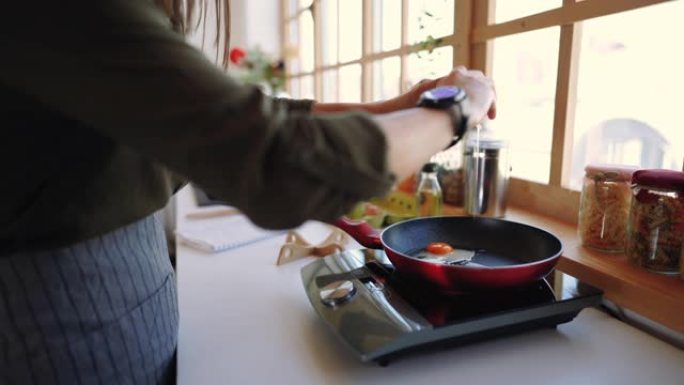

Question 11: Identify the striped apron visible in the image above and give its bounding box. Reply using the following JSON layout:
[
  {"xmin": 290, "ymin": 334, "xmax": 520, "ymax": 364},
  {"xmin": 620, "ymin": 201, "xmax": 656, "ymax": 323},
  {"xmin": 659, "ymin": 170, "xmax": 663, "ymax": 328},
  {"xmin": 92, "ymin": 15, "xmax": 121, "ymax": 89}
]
[{"xmin": 0, "ymin": 214, "xmax": 178, "ymax": 385}]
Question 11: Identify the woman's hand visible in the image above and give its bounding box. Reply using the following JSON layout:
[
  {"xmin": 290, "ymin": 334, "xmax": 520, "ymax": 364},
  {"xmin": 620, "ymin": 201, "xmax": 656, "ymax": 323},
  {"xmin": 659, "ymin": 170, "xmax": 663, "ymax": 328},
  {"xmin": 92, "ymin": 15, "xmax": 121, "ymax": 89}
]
[
  {"xmin": 436, "ymin": 66, "xmax": 497, "ymax": 123},
  {"xmin": 377, "ymin": 78, "xmax": 439, "ymax": 112},
  {"xmin": 356, "ymin": 66, "xmax": 497, "ymax": 121},
  {"xmin": 313, "ymin": 65, "xmax": 496, "ymax": 121},
  {"xmin": 373, "ymin": 66, "xmax": 497, "ymax": 180}
]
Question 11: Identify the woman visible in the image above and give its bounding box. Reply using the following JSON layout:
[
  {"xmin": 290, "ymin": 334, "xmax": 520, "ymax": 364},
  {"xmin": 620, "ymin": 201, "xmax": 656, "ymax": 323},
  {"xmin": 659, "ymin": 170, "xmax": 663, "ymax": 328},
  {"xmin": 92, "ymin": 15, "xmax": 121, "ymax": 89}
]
[{"xmin": 0, "ymin": 1, "xmax": 496, "ymax": 384}]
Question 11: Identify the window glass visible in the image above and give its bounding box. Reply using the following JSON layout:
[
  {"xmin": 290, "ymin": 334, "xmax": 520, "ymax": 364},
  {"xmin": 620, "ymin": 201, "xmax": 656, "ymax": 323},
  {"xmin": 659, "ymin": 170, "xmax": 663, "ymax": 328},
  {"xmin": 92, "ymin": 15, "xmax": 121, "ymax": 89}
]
[
  {"xmin": 494, "ymin": 0, "xmax": 562, "ymax": 23},
  {"xmin": 322, "ymin": 70, "xmax": 338, "ymax": 102},
  {"xmin": 339, "ymin": 64, "xmax": 362, "ymax": 102},
  {"xmin": 321, "ymin": 0, "xmax": 338, "ymax": 65},
  {"xmin": 373, "ymin": 0, "xmax": 402, "ymax": 52},
  {"xmin": 406, "ymin": 46, "xmax": 453, "ymax": 88},
  {"xmin": 338, "ymin": 0, "xmax": 363, "ymax": 62},
  {"xmin": 299, "ymin": 75, "xmax": 315, "ymax": 100},
  {"xmin": 407, "ymin": 0, "xmax": 454, "ymax": 44},
  {"xmin": 287, "ymin": 0, "xmax": 299, "ymax": 17},
  {"xmin": 490, "ymin": 27, "xmax": 560, "ymax": 184},
  {"xmin": 373, "ymin": 56, "xmax": 401, "ymax": 101},
  {"xmin": 289, "ymin": 78, "xmax": 301, "ymax": 99},
  {"xmin": 569, "ymin": 1, "xmax": 684, "ymax": 189},
  {"xmin": 299, "ymin": 10, "xmax": 315, "ymax": 72},
  {"xmin": 287, "ymin": 20, "xmax": 300, "ymax": 74}
]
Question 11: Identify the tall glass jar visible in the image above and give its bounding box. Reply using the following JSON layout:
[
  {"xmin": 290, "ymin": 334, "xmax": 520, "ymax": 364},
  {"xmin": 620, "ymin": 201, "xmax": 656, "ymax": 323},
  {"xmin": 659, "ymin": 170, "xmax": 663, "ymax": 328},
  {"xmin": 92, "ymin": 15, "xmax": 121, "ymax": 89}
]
[
  {"xmin": 626, "ymin": 169, "xmax": 684, "ymax": 274},
  {"xmin": 462, "ymin": 125, "xmax": 510, "ymax": 218},
  {"xmin": 577, "ymin": 164, "xmax": 636, "ymax": 252}
]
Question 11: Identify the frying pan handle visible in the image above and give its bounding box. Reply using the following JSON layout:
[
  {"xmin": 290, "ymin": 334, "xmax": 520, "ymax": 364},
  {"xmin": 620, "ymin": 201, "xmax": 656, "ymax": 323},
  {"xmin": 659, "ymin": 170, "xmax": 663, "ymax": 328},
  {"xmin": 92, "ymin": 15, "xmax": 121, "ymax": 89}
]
[{"xmin": 333, "ymin": 217, "xmax": 383, "ymax": 249}]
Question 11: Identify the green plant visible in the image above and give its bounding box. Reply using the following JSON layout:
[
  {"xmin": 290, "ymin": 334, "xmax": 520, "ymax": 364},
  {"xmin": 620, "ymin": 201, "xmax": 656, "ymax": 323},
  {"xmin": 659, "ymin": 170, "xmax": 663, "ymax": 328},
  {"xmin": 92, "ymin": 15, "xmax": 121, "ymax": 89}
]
[
  {"xmin": 229, "ymin": 46, "xmax": 286, "ymax": 94},
  {"xmin": 416, "ymin": 10, "xmax": 444, "ymax": 59},
  {"xmin": 415, "ymin": 10, "xmax": 445, "ymax": 60}
]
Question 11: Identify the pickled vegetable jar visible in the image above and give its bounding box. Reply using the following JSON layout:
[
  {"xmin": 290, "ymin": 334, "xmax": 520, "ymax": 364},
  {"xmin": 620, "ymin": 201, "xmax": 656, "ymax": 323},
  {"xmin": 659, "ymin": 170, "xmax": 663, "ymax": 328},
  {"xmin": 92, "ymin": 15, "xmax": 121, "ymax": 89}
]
[
  {"xmin": 626, "ymin": 169, "xmax": 684, "ymax": 274},
  {"xmin": 578, "ymin": 165, "xmax": 636, "ymax": 252}
]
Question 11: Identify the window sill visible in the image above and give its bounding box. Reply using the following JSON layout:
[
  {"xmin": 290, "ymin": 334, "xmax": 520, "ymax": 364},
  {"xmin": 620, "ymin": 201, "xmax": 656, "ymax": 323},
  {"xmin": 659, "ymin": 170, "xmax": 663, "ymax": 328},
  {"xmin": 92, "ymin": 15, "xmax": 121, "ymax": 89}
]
[{"xmin": 443, "ymin": 204, "xmax": 684, "ymax": 333}]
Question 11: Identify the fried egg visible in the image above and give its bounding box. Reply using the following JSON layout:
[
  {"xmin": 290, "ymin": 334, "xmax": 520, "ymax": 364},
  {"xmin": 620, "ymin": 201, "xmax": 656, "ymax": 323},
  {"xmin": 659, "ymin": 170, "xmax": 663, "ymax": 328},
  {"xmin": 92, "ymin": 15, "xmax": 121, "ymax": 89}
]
[{"xmin": 413, "ymin": 247, "xmax": 476, "ymax": 265}]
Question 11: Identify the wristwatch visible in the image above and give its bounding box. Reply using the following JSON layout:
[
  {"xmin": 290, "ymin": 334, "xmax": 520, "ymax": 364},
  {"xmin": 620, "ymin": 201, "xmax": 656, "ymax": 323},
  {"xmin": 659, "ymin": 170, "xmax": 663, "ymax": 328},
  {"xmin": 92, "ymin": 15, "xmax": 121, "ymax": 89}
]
[{"xmin": 417, "ymin": 86, "xmax": 470, "ymax": 148}]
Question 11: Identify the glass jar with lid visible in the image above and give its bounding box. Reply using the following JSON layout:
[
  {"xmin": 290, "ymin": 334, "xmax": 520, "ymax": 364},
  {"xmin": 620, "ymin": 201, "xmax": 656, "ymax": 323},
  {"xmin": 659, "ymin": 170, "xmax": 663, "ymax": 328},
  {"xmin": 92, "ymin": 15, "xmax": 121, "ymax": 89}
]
[
  {"xmin": 577, "ymin": 164, "xmax": 637, "ymax": 252},
  {"xmin": 626, "ymin": 169, "xmax": 684, "ymax": 274},
  {"xmin": 462, "ymin": 124, "xmax": 510, "ymax": 218},
  {"xmin": 429, "ymin": 145, "xmax": 464, "ymax": 206}
]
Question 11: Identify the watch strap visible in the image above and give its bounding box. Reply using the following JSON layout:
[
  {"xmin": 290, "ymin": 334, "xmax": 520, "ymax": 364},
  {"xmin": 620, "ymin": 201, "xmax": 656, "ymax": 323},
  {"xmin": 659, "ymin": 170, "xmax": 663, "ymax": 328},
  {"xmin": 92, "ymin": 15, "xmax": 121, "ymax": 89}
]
[{"xmin": 447, "ymin": 99, "xmax": 469, "ymax": 149}]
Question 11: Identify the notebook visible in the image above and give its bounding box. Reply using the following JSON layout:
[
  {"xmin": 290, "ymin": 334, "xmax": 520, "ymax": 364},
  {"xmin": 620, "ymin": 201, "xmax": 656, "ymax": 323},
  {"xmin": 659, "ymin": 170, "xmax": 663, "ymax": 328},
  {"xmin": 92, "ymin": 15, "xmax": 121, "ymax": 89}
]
[{"xmin": 176, "ymin": 214, "xmax": 285, "ymax": 253}]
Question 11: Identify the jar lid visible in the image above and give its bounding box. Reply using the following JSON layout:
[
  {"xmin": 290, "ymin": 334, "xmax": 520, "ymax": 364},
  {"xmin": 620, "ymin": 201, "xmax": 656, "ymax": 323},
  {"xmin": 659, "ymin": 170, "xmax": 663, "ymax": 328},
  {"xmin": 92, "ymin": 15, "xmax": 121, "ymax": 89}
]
[
  {"xmin": 584, "ymin": 164, "xmax": 638, "ymax": 182},
  {"xmin": 632, "ymin": 169, "xmax": 684, "ymax": 191},
  {"xmin": 465, "ymin": 137, "xmax": 508, "ymax": 150}
]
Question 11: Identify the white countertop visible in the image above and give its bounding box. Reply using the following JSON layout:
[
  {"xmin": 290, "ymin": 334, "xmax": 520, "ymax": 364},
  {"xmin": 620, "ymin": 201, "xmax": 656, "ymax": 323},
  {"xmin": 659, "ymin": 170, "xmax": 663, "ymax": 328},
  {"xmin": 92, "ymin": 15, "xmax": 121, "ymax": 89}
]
[{"xmin": 174, "ymin": 186, "xmax": 684, "ymax": 385}]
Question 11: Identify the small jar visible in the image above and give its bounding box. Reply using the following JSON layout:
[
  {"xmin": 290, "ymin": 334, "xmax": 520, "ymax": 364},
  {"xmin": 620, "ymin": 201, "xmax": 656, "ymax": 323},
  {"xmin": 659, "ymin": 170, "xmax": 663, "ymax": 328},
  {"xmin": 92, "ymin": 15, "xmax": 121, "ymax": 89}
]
[
  {"xmin": 430, "ymin": 146, "xmax": 464, "ymax": 206},
  {"xmin": 626, "ymin": 169, "xmax": 684, "ymax": 274},
  {"xmin": 577, "ymin": 164, "xmax": 636, "ymax": 252},
  {"xmin": 416, "ymin": 162, "xmax": 443, "ymax": 217}
]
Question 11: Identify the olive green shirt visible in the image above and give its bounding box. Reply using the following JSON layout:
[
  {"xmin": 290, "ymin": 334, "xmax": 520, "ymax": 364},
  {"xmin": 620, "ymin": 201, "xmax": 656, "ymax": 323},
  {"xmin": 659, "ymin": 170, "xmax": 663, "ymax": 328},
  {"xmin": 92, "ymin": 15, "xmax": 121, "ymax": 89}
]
[{"xmin": 0, "ymin": 1, "xmax": 394, "ymax": 254}]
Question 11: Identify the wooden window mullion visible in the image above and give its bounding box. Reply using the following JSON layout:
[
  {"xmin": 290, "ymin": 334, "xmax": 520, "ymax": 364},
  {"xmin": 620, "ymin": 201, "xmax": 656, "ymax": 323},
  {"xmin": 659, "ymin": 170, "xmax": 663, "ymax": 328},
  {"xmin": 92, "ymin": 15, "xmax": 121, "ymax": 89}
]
[
  {"xmin": 473, "ymin": 0, "xmax": 669, "ymax": 43},
  {"xmin": 313, "ymin": 0, "xmax": 323, "ymax": 100},
  {"xmin": 470, "ymin": 0, "xmax": 493, "ymax": 75},
  {"xmin": 549, "ymin": 0, "xmax": 582, "ymax": 187},
  {"xmin": 362, "ymin": 0, "xmax": 374, "ymax": 102},
  {"xmin": 399, "ymin": 0, "xmax": 409, "ymax": 93},
  {"xmin": 454, "ymin": 0, "xmax": 472, "ymax": 67}
]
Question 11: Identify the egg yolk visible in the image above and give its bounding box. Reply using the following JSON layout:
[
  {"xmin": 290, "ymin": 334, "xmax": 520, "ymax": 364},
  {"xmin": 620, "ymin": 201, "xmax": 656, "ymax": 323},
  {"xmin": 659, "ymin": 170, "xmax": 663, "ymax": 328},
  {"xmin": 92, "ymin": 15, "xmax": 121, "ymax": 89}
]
[{"xmin": 425, "ymin": 242, "xmax": 454, "ymax": 255}]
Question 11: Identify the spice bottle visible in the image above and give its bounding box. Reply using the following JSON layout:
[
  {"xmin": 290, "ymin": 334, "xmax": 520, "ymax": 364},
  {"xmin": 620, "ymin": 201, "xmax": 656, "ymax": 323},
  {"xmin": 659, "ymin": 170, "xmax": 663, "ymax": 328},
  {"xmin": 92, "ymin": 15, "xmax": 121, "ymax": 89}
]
[
  {"xmin": 577, "ymin": 164, "xmax": 636, "ymax": 252},
  {"xmin": 626, "ymin": 169, "xmax": 684, "ymax": 274},
  {"xmin": 416, "ymin": 162, "xmax": 443, "ymax": 217}
]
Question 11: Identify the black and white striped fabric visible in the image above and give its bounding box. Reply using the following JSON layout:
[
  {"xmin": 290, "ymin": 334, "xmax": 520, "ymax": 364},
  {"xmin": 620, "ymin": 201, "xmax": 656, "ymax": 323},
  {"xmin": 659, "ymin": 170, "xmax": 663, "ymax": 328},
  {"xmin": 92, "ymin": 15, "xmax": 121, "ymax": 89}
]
[{"xmin": 0, "ymin": 215, "xmax": 178, "ymax": 385}]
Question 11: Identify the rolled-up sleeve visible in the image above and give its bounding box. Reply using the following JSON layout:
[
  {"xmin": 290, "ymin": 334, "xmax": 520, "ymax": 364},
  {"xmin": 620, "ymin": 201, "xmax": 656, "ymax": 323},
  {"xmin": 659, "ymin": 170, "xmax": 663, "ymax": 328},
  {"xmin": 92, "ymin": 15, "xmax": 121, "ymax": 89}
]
[{"xmin": 0, "ymin": 1, "xmax": 394, "ymax": 229}]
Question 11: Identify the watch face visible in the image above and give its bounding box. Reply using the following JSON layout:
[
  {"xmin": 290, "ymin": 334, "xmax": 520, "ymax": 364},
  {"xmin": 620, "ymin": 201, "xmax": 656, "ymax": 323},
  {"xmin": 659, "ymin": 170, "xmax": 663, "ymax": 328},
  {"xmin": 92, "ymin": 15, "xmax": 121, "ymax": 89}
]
[
  {"xmin": 420, "ymin": 86, "xmax": 466, "ymax": 108},
  {"xmin": 429, "ymin": 86, "xmax": 460, "ymax": 100}
]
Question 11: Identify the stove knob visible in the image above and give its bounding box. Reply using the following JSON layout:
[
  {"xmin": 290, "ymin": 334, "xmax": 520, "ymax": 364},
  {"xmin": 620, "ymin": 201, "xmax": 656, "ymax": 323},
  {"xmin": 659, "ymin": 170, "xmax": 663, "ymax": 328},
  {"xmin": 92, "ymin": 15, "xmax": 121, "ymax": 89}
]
[{"xmin": 319, "ymin": 280, "xmax": 356, "ymax": 307}]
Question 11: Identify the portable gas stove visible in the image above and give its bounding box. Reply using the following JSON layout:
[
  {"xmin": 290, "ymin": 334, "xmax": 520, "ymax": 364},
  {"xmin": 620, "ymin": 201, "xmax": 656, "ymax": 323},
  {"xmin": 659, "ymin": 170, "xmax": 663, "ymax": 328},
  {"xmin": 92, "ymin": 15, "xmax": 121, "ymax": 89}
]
[{"xmin": 301, "ymin": 249, "xmax": 602, "ymax": 365}]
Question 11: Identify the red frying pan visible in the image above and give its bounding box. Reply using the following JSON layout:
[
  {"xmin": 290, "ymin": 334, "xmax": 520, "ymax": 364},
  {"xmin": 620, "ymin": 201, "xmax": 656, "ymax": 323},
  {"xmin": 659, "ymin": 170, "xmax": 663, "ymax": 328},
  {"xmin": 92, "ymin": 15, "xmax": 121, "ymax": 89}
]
[{"xmin": 334, "ymin": 216, "xmax": 562, "ymax": 290}]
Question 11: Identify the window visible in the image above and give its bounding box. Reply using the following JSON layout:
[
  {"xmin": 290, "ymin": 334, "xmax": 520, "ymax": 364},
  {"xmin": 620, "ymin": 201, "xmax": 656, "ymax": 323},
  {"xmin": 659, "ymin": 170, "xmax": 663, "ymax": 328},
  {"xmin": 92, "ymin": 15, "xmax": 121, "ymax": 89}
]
[
  {"xmin": 490, "ymin": 27, "xmax": 559, "ymax": 183},
  {"xmin": 281, "ymin": 0, "xmax": 461, "ymax": 104},
  {"xmin": 281, "ymin": 0, "xmax": 681, "ymax": 220},
  {"xmin": 494, "ymin": 0, "xmax": 562, "ymax": 23},
  {"xmin": 476, "ymin": 0, "xmax": 684, "ymax": 191},
  {"xmin": 569, "ymin": 1, "xmax": 684, "ymax": 189}
]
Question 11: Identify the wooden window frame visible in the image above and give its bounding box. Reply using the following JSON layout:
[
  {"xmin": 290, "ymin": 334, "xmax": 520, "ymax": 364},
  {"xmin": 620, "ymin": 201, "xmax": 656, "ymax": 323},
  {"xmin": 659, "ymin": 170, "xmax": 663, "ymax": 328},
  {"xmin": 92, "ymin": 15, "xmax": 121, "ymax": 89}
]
[{"xmin": 280, "ymin": 0, "xmax": 671, "ymax": 225}]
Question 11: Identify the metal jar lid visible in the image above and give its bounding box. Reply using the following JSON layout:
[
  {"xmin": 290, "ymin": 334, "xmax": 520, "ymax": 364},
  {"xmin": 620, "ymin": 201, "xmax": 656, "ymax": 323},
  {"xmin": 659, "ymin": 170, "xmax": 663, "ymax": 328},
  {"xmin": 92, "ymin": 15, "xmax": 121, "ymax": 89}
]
[
  {"xmin": 632, "ymin": 169, "xmax": 684, "ymax": 192},
  {"xmin": 465, "ymin": 137, "xmax": 508, "ymax": 150}
]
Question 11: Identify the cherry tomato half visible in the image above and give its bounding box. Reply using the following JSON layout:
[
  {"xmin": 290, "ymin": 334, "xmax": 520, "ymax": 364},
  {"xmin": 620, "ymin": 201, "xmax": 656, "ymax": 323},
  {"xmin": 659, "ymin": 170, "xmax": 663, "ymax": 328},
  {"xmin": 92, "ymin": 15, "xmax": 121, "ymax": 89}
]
[{"xmin": 425, "ymin": 242, "xmax": 454, "ymax": 255}]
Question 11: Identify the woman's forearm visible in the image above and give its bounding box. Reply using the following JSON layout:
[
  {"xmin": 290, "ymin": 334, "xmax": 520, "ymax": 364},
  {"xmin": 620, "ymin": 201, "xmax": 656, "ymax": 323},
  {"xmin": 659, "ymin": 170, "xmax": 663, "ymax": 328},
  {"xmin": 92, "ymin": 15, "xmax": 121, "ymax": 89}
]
[
  {"xmin": 312, "ymin": 101, "xmax": 390, "ymax": 115},
  {"xmin": 312, "ymin": 79, "xmax": 440, "ymax": 115},
  {"xmin": 374, "ymin": 107, "xmax": 453, "ymax": 181},
  {"xmin": 314, "ymin": 100, "xmax": 454, "ymax": 181}
]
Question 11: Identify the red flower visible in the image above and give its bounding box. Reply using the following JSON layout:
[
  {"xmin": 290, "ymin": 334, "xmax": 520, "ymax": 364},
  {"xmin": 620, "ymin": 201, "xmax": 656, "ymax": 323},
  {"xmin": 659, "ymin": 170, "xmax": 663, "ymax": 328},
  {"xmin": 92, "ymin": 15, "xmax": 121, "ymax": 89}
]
[{"xmin": 229, "ymin": 47, "xmax": 247, "ymax": 65}]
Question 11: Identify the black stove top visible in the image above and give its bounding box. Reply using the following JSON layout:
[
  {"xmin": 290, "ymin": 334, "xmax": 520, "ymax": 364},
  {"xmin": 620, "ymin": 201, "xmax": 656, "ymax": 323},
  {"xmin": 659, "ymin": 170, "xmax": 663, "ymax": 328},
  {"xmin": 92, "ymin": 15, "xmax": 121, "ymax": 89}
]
[{"xmin": 302, "ymin": 249, "xmax": 602, "ymax": 365}]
